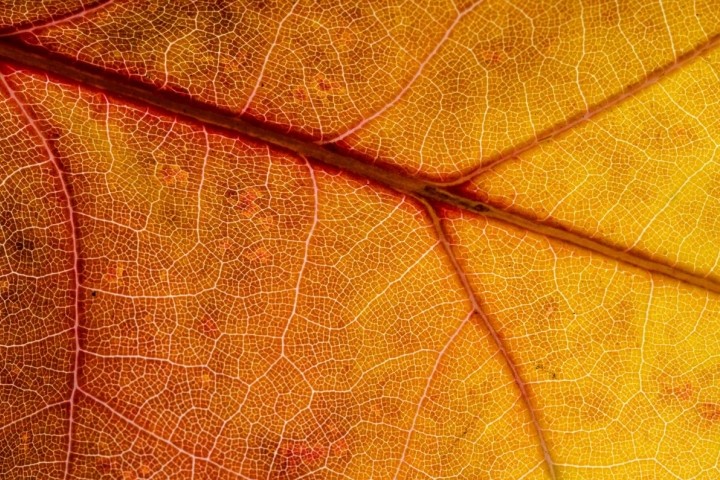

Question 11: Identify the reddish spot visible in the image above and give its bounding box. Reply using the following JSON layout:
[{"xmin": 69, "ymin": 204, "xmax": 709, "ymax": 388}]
[
  {"xmin": 122, "ymin": 470, "xmax": 137, "ymax": 480},
  {"xmin": 280, "ymin": 441, "xmax": 328, "ymax": 471},
  {"xmin": 226, "ymin": 188, "xmax": 262, "ymax": 218},
  {"xmin": 478, "ymin": 48, "xmax": 507, "ymax": 66},
  {"xmin": 243, "ymin": 246, "xmax": 271, "ymax": 264},
  {"xmin": 698, "ymin": 402, "xmax": 720, "ymax": 421},
  {"xmin": 218, "ymin": 237, "xmax": 235, "ymax": 252},
  {"xmin": 662, "ymin": 381, "xmax": 695, "ymax": 402},
  {"xmin": 199, "ymin": 314, "xmax": 220, "ymax": 339},
  {"xmin": 330, "ymin": 437, "xmax": 349, "ymax": 457},
  {"xmin": 158, "ymin": 164, "xmax": 188, "ymax": 186},
  {"xmin": 292, "ymin": 86, "xmax": 307, "ymax": 101},
  {"xmin": 256, "ymin": 215, "xmax": 276, "ymax": 232},
  {"xmin": 19, "ymin": 432, "xmax": 30, "ymax": 454},
  {"xmin": 313, "ymin": 73, "xmax": 340, "ymax": 94},
  {"xmin": 317, "ymin": 79, "xmax": 333, "ymax": 92},
  {"xmin": 138, "ymin": 463, "xmax": 152, "ymax": 477},
  {"xmin": 95, "ymin": 457, "xmax": 115, "ymax": 474},
  {"xmin": 103, "ymin": 263, "xmax": 125, "ymax": 285}
]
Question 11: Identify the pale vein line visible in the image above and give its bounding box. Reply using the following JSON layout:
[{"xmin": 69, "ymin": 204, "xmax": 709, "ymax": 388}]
[
  {"xmin": 392, "ymin": 310, "xmax": 473, "ymax": 479},
  {"xmin": 350, "ymin": 242, "xmax": 437, "ymax": 329},
  {"xmin": 658, "ymin": 0, "xmax": 676, "ymax": 58},
  {"xmin": 0, "ymin": 401, "xmax": 68, "ymax": 432},
  {"xmin": 279, "ymin": 154, "xmax": 318, "ymax": 358},
  {"xmin": 0, "ymin": 73, "xmax": 81, "ymax": 480},
  {"xmin": 639, "ymin": 277, "xmax": 654, "ymax": 389},
  {"xmin": 0, "ymin": 161, "xmax": 49, "ymax": 187},
  {"xmin": 627, "ymin": 152, "xmax": 717, "ymax": 252},
  {"xmin": 423, "ymin": 203, "xmax": 557, "ymax": 480},
  {"xmin": 265, "ymin": 155, "xmax": 319, "ymax": 479},
  {"xmin": 323, "ymin": 0, "xmax": 485, "ymax": 144},
  {"xmin": 78, "ymin": 388, "xmax": 252, "ymax": 479},
  {"xmin": 197, "ymin": 126, "xmax": 209, "ymax": 243},
  {"xmin": 241, "ymin": 0, "xmax": 300, "ymax": 114}
]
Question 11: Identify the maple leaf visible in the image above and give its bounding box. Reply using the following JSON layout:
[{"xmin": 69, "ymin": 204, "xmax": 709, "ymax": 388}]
[{"xmin": 0, "ymin": 1, "xmax": 719, "ymax": 479}]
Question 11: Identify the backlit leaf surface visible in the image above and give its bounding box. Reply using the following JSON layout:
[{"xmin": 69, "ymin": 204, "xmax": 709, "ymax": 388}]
[{"xmin": 0, "ymin": 1, "xmax": 719, "ymax": 479}]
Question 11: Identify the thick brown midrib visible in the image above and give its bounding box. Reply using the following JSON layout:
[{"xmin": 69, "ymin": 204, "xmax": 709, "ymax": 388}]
[{"xmin": 0, "ymin": 39, "xmax": 718, "ymax": 295}]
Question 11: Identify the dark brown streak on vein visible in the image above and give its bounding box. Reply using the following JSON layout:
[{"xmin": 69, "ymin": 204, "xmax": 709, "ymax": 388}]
[
  {"xmin": 422, "ymin": 185, "xmax": 720, "ymax": 294},
  {"xmin": 437, "ymin": 31, "xmax": 720, "ymax": 186},
  {"xmin": 0, "ymin": 39, "xmax": 718, "ymax": 295},
  {"xmin": 0, "ymin": 0, "xmax": 116, "ymax": 37},
  {"xmin": 418, "ymin": 198, "xmax": 556, "ymax": 479}
]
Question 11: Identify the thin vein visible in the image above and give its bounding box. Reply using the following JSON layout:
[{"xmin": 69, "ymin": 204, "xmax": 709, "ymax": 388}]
[
  {"xmin": 322, "ymin": 0, "xmax": 485, "ymax": 144},
  {"xmin": 241, "ymin": 0, "xmax": 300, "ymax": 114},
  {"xmin": 441, "ymin": 31, "xmax": 720, "ymax": 186},
  {"xmin": 422, "ymin": 201, "xmax": 557, "ymax": 480},
  {"xmin": 393, "ymin": 309, "xmax": 474, "ymax": 479},
  {"xmin": 0, "ymin": 73, "xmax": 82, "ymax": 480},
  {"xmin": 265, "ymin": 154, "xmax": 319, "ymax": 478}
]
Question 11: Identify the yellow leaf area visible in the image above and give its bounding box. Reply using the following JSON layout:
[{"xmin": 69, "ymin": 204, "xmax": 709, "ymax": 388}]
[
  {"xmin": 466, "ymin": 45, "xmax": 720, "ymax": 283},
  {"xmin": 21, "ymin": 0, "xmax": 720, "ymax": 177},
  {"xmin": 444, "ymin": 209, "xmax": 720, "ymax": 479}
]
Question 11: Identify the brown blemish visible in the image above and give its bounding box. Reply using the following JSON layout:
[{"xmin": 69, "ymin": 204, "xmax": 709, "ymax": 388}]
[
  {"xmin": 95, "ymin": 456, "xmax": 116, "ymax": 474},
  {"xmin": 660, "ymin": 380, "xmax": 696, "ymax": 403},
  {"xmin": 225, "ymin": 187, "xmax": 263, "ymax": 218},
  {"xmin": 103, "ymin": 263, "xmax": 125, "ymax": 285},
  {"xmin": 243, "ymin": 245, "xmax": 271, "ymax": 265},
  {"xmin": 698, "ymin": 402, "xmax": 720, "ymax": 422},
  {"xmin": 198, "ymin": 314, "xmax": 221, "ymax": 339},
  {"xmin": 292, "ymin": 86, "xmax": 307, "ymax": 102},
  {"xmin": 157, "ymin": 164, "xmax": 189, "ymax": 186},
  {"xmin": 276, "ymin": 440, "xmax": 328, "ymax": 473}
]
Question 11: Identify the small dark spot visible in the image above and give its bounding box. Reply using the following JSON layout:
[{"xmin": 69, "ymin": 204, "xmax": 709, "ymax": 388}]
[
  {"xmin": 14, "ymin": 239, "xmax": 34, "ymax": 252},
  {"xmin": 91, "ymin": 291, "xmax": 97, "ymax": 297},
  {"xmin": 472, "ymin": 203, "xmax": 489, "ymax": 213}
]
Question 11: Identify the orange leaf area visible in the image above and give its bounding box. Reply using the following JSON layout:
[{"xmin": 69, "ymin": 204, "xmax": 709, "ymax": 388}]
[
  {"xmin": 21, "ymin": 0, "xmax": 720, "ymax": 177},
  {"xmin": 0, "ymin": 71, "xmax": 544, "ymax": 478},
  {"xmin": 0, "ymin": 1, "xmax": 720, "ymax": 479}
]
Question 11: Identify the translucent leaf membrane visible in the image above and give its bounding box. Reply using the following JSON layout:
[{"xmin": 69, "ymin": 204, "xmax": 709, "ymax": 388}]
[
  {"xmin": 0, "ymin": 0, "xmax": 93, "ymax": 29},
  {"xmin": 20, "ymin": 0, "xmax": 720, "ymax": 177},
  {"xmin": 444, "ymin": 208, "xmax": 720, "ymax": 479},
  {"xmin": 0, "ymin": 79, "xmax": 75, "ymax": 478},
  {"xmin": 467, "ymin": 46, "xmax": 720, "ymax": 282},
  {"xmin": 0, "ymin": 69, "xmax": 548, "ymax": 479}
]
